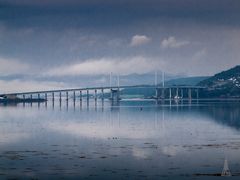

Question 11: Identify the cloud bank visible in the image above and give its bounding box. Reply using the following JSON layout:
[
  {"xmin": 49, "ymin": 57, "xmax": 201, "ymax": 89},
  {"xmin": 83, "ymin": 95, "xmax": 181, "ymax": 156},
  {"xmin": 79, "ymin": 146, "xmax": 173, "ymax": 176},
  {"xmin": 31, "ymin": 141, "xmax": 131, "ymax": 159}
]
[
  {"xmin": 0, "ymin": 79, "xmax": 66, "ymax": 94},
  {"xmin": 46, "ymin": 56, "xmax": 165, "ymax": 76},
  {"xmin": 0, "ymin": 57, "xmax": 30, "ymax": 76}
]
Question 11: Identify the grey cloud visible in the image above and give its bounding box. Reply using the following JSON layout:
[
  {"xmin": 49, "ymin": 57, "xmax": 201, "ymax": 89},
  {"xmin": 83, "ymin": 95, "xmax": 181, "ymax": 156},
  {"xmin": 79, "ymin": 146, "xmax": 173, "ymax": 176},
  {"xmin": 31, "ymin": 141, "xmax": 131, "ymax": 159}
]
[
  {"xmin": 161, "ymin": 36, "xmax": 190, "ymax": 48},
  {"xmin": 130, "ymin": 35, "xmax": 151, "ymax": 47}
]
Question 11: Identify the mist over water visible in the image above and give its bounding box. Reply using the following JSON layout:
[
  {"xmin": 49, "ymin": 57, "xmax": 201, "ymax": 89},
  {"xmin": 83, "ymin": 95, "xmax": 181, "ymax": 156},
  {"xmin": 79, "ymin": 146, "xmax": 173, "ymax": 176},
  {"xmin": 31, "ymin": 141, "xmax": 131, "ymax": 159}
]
[{"xmin": 0, "ymin": 100, "xmax": 240, "ymax": 179}]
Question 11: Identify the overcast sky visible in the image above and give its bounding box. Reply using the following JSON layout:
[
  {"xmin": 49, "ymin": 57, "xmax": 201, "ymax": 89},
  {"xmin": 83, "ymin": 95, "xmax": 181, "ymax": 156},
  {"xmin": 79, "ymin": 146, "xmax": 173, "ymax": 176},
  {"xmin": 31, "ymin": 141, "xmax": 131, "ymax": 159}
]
[{"xmin": 0, "ymin": 0, "xmax": 240, "ymax": 92}]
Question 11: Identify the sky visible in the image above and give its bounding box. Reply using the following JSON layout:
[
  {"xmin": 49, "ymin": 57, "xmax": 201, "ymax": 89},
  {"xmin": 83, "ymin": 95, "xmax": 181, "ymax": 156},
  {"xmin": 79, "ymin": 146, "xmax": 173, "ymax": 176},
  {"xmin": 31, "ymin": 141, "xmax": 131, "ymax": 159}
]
[{"xmin": 0, "ymin": 0, "xmax": 240, "ymax": 92}]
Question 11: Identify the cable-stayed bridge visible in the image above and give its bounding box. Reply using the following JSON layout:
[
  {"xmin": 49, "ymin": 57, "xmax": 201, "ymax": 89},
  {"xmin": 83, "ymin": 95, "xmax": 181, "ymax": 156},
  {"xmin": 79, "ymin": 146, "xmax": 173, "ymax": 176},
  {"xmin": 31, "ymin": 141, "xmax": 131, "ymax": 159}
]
[
  {"xmin": 0, "ymin": 72, "xmax": 207, "ymax": 103},
  {"xmin": 0, "ymin": 84, "xmax": 206, "ymax": 102}
]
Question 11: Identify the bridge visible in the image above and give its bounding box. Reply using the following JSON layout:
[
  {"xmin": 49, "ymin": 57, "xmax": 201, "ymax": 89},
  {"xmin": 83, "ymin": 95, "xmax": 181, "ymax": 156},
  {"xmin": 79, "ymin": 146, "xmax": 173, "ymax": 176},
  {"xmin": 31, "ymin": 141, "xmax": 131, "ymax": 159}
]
[
  {"xmin": 0, "ymin": 84, "xmax": 206, "ymax": 103},
  {"xmin": 0, "ymin": 72, "xmax": 207, "ymax": 104}
]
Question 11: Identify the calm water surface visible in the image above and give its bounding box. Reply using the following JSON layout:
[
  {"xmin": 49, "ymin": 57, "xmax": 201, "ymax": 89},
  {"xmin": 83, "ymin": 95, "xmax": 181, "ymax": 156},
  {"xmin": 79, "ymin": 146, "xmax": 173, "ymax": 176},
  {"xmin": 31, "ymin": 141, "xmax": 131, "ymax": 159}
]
[{"xmin": 0, "ymin": 100, "xmax": 240, "ymax": 179}]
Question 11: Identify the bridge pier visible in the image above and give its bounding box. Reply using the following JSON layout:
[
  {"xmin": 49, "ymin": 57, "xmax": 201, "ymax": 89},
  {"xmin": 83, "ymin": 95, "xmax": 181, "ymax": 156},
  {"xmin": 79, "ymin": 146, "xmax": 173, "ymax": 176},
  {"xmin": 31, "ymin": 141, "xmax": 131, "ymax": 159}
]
[
  {"xmin": 181, "ymin": 89, "xmax": 183, "ymax": 99},
  {"xmin": 80, "ymin": 91, "xmax": 82, "ymax": 101},
  {"xmin": 30, "ymin": 94, "xmax": 33, "ymax": 106},
  {"xmin": 87, "ymin": 90, "xmax": 89, "ymax": 100},
  {"xmin": 94, "ymin": 89, "xmax": 97, "ymax": 101},
  {"xmin": 66, "ymin": 97, "xmax": 68, "ymax": 108},
  {"xmin": 155, "ymin": 87, "xmax": 167, "ymax": 100},
  {"xmin": 66, "ymin": 92, "xmax": 68, "ymax": 106},
  {"xmin": 73, "ymin": 91, "xmax": 76, "ymax": 102},
  {"xmin": 22, "ymin": 94, "xmax": 25, "ymax": 106},
  {"xmin": 52, "ymin": 97, "xmax": 54, "ymax": 108},
  {"xmin": 155, "ymin": 88, "xmax": 158, "ymax": 99},
  {"xmin": 188, "ymin": 88, "xmax": 192, "ymax": 100},
  {"xmin": 59, "ymin": 92, "xmax": 62, "ymax": 102},
  {"xmin": 73, "ymin": 91, "xmax": 76, "ymax": 107},
  {"xmin": 52, "ymin": 92, "xmax": 54, "ymax": 101},
  {"xmin": 161, "ymin": 88, "xmax": 165, "ymax": 99},
  {"xmin": 169, "ymin": 88, "xmax": 172, "ymax": 100},
  {"xmin": 176, "ymin": 88, "xmax": 179, "ymax": 98},
  {"xmin": 37, "ymin": 94, "xmax": 40, "ymax": 107},
  {"xmin": 59, "ymin": 92, "xmax": 62, "ymax": 107},
  {"xmin": 66, "ymin": 91, "xmax": 68, "ymax": 101},
  {"xmin": 155, "ymin": 88, "xmax": 162, "ymax": 100},
  {"xmin": 110, "ymin": 88, "xmax": 120, "ymax": 102},
  {"xmin": 44, "ymin": 94, "xmax": 47, "ymax": 107},
  {"xmin": 87, "ymin": 91, "xmax": 89, "ymax": 107},
  {"xmin": 101, "ymin": 89, "xmax": 104, "ymax": 100}
]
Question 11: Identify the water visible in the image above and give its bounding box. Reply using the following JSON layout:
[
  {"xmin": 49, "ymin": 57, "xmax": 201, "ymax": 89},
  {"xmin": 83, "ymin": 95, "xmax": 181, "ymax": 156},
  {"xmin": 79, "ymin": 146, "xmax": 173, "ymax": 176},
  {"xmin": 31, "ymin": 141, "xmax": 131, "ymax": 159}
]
[{"xmin": 0, "ymin": 100, "xmax": 240, "ymax": 179}]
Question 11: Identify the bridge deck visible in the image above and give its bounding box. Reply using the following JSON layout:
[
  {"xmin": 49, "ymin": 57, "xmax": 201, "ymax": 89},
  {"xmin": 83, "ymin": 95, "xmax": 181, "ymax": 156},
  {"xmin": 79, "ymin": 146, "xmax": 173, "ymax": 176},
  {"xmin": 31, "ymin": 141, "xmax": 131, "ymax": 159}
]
[{"xmin": 0, "ymin": 85, "xmax": 206, "ymax": 96}]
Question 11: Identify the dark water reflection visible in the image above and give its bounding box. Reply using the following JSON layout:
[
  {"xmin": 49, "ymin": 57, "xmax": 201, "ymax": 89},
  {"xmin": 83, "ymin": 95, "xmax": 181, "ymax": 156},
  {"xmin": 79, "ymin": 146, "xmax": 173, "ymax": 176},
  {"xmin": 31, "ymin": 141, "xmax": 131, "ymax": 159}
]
[{"xmin": 0, "ymin": 100, "xmax": 240, "ymax": 179}]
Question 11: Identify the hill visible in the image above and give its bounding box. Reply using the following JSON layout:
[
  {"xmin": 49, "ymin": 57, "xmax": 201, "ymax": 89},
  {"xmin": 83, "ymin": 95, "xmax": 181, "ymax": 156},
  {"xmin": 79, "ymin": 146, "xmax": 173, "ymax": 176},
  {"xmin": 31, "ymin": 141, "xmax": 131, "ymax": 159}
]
[
  {"xmin": 165, "ymin": 76, "xmax": 208, "ymax": 86},
  {"xmin": 198, "ymin": 65, "xmax": 240, "ymax": 97}
]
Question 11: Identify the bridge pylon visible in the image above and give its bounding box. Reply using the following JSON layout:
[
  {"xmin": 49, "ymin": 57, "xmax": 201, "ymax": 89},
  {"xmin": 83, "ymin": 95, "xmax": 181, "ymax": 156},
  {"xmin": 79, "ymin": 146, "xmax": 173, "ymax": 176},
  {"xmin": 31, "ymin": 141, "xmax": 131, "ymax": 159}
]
[
  {"xmin": 109, "ymin": 73, "xmax": 121, "ymax": 102},
  {"xmin": 154, "ymin": 71, "xmax": 165, "ymax": 100},
  {"xmin": 110, "ymin": 88, "xmax": 120, "ymax": 101}
]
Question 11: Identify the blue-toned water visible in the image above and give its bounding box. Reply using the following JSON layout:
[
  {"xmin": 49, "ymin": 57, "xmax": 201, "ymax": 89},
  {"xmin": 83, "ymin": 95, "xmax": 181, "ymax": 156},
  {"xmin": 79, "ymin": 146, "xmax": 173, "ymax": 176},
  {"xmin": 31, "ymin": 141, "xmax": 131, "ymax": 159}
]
[{"xmin": 0, "ymin": 100, "xmax": 240, "ymax": 179}]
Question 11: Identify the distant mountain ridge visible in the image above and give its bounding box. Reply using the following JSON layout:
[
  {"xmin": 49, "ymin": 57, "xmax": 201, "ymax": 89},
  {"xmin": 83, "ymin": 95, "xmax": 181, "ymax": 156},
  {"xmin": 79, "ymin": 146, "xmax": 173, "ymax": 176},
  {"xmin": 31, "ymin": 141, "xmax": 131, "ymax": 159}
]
[
  {"xmin": 198, "ymin": 65, "xmax": 240, "ymax": 97},
  {"xmin": 121, "ymin": 76, "xmax": 208, "ymax": 98},
  {"xmin": 165, "ymin": 76, "xmax": 208, "ymax": 86}
]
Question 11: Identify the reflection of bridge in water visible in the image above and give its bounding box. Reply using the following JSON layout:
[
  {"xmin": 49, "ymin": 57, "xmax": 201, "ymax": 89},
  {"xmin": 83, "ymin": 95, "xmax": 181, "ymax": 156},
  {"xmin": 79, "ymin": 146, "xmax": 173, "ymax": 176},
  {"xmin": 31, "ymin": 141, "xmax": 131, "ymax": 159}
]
[{"xmin": 0, "ymin": 85, "xmax": 206, "ymax": 105}]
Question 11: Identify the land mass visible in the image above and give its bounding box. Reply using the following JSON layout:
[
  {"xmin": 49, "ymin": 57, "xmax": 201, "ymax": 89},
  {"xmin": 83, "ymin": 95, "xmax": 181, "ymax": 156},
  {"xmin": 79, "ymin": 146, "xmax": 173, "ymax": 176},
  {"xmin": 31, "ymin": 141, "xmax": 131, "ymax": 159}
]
[{"xmin": 198, "ymin": 65, "xmax": 240, "ymax": 98}]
